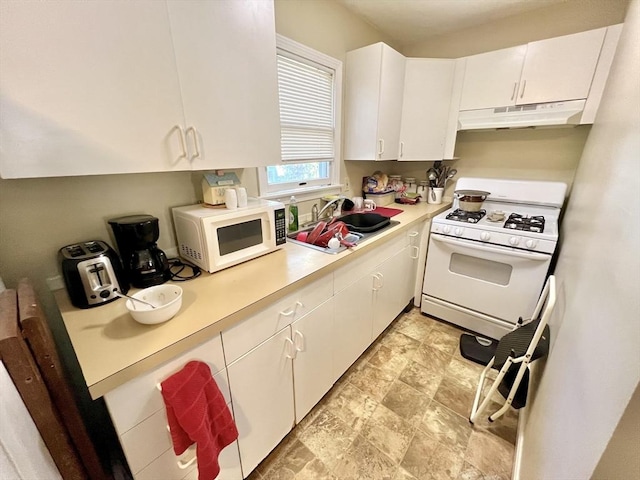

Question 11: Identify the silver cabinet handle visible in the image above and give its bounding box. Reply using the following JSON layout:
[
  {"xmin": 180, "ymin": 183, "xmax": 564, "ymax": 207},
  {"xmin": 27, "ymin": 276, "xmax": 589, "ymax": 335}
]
[
  {"xmin": 399, "ymin": 141, "xmax": 404, "ymax": 158},
  {"xmin": 186, "ymin": 126, "xmax": 200, "ymax": 160},
  {"xmin": 377, "ymin": 139, "xmax": 384, "ymax": 156},
  {"xmin": 174, "ymin": 125, "xmax": 188, "ymax": 160},
  {"xmin": 519, "ymin": 80, "xmax": 527, "ymax": 99},
  {"xmin": 511, "ymin": 82, "xmax": 518, "ymax": 101}
]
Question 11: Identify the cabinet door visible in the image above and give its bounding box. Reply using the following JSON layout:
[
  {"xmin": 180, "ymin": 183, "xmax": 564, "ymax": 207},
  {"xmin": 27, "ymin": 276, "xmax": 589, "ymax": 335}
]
[
  {"xmin": 459, "ymin": 45, "xmax": 527, "ymax": 111},
  {"xmin": 226, "ymin": 327, "xmax": 295, "ymax": 476},
  {"xmin": 518, "ymin": 28, "xmax": 606, "ymax": 105},
  {"xmin": 0, "ymin": 0, "xmax": 189, "ymax": 178},
  {"xmin": 372, "ymin": 246, "xmax": 414, "ymax": 340},
  {"xmin": 291, "ymin": 298, "xmax": 335, "ymax": 423},
  {"xmin": 377, "ymin": 44, "xmax": 407, "ymax": 161},
  {"xmin": 333, "ymin": 275, "xmax": 374, "ymax": 382},
  {"xmin": 167, "ymin": 0, "xmax": 281, "ymax": 169},
  {"xmin": 399, "ymin": 59, "xmax": 455, "ymax": 161},
  {"xmin": 344, "ymin": 43, "xmax": 405, "ymax": 161}
]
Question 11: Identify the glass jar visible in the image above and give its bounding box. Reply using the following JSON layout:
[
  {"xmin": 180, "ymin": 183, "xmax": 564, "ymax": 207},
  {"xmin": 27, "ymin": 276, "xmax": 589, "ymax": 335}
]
[
  {"xmin": 389, "ymin": 175, "xmax": 403, "ymax": 198},
  {"xmin": 418, "ymin": 180, "xmax": 429, "ymax": 197},
  {"xmin": 404, "ymin": 177, "xmax": 417, "ymax": 194}
]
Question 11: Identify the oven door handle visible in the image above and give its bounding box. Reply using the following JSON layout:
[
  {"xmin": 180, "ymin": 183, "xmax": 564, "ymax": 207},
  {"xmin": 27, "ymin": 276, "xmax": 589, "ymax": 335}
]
[{"xmin": 431, "ymin": 235, "xmax": 550, "ymax": 261}]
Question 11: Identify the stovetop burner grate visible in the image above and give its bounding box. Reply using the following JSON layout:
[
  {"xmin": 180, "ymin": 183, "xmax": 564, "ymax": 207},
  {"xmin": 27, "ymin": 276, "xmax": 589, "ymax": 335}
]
[
  {"xmin": 504, "ymin": 213, "xmax": 545, "ymax": 233},
  {"xmin": 446, "ymin": 209, "xmax": 486, "ymax": 223}
]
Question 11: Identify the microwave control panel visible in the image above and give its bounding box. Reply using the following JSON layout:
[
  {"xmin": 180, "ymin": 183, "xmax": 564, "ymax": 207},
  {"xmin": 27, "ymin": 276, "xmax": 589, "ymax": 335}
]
[{"xmin": 275, "ymin": 208, "xmax": 287, "ymax": 245}]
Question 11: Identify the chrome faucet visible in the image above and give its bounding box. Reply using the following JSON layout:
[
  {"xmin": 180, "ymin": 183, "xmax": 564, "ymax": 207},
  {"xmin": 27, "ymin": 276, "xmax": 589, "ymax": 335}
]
[
  {"xmin": 317, "ymin": 197, "xmax": 344, "ymax": 220},
  {"xmin": 311, "ymin": 204, "xmax": 319, "ymax": 223}
]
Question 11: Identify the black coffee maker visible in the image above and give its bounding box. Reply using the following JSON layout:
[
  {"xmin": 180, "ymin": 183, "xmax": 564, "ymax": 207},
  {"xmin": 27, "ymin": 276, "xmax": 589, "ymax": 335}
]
[{"xmin": 108, "ymin": 215, "xmax": 171, "ymax": 288}]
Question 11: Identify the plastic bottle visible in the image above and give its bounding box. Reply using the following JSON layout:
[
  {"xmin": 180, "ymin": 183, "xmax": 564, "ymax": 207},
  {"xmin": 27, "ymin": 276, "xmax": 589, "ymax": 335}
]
[{"xmin": 289, "ymin": 196, "xmax": 299, "ymax": 232}]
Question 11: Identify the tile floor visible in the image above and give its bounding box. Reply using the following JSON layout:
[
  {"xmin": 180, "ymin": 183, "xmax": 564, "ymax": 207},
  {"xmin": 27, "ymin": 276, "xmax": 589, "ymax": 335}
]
[{"xmin": 248, "ymin": 308, "xmax": 519, "ymax": 480}]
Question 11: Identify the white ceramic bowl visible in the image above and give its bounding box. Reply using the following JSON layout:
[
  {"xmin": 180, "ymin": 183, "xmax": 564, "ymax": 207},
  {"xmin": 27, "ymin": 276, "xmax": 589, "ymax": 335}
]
[{"xmin": 126, "ymin": 285, "xmax": 183, "ymax": 325}]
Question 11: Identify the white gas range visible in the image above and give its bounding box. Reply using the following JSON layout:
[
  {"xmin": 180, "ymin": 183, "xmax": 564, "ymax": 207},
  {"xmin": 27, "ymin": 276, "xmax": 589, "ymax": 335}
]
[{"xmin": 421, "ymin": 177, "xmax": 566, "ymax": 340}]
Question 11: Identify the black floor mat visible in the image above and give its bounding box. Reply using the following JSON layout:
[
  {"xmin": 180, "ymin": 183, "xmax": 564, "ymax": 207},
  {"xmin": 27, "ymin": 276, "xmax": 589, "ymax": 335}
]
[{"xmin": 459, "ymin": 333, "xmax": 498, "ymax": 366}]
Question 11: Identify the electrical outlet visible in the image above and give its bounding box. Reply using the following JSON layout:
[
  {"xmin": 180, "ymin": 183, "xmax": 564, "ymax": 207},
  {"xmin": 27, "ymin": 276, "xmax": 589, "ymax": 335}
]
[{"xmin": 343, "ymin": 177, "xmax": 350, "ymax": 193}]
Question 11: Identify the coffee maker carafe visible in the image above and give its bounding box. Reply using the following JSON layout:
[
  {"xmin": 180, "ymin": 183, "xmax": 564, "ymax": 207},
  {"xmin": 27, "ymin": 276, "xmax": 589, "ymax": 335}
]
[{"xmin": 108, "ymin": 215, "xmax": 171, "ymax": 288}]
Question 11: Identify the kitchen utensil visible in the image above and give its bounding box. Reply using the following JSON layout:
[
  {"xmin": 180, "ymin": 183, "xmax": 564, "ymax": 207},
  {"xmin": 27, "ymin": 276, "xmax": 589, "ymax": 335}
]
[
  {"xmin": 59, "ymin": 240, "xmax": 129, "ymax": 309},
  {"xmin": 453, "ymin": 190, "xmax": 491, "ymax": 212},
  {"xmin": 113, "ymin": 290, "xmax": 156, "ymax": 309},
  {"xmin": 125, "ymin": 285, "xmax": 183, "ymax": 325},
  {"xmin": 444, "ymin": 168, "xmax": 457, "ymax": 190}
]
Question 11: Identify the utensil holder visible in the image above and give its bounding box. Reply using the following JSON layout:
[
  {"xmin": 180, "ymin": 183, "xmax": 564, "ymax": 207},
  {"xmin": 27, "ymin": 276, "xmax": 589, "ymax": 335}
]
[{"xmin": 428, "ymin": 187, "xmax": 444, "ymax": 205}]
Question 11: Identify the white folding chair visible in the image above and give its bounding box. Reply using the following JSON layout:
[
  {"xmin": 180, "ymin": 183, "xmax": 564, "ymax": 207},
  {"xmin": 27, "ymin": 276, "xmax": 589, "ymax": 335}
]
[{"xmin": 469, "ymin": 275, "xmax": 556, "ymax": 424}]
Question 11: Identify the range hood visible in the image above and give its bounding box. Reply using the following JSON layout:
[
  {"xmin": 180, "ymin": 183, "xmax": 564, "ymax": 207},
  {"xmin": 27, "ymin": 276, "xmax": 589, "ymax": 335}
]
[{"xmin": 458, "ymin": 99, "xmax": 586, "ymax": 131}]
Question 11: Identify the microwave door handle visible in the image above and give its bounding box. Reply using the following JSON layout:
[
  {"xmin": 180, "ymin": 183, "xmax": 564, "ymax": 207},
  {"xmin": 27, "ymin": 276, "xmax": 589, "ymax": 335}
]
[{"xmin": 431, "ymin": 235, "xmax": 549, "ymax": 261}]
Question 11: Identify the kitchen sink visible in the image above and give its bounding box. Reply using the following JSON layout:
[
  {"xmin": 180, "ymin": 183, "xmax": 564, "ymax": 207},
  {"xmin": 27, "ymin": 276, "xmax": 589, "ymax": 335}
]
[{"xmin": 287, "ymin": 214, "xmax": 400, "ymax": 254}]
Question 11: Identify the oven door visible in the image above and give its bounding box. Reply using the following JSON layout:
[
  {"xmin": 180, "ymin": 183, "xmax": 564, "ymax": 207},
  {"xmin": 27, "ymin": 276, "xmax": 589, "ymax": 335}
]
[{"xmin": 423, "ymin": 233, "xmax": 551, "ymax": 324}]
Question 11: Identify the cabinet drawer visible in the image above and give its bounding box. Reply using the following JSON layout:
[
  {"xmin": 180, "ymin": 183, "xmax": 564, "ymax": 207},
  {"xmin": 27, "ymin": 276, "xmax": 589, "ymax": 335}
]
[
  {"xmin": 119, "ymin": 369, "xmax": 229, "ymax": 474},
  {"xmin": 222, "ymin": 274, "xmax": 332, "ymax": 363},
  {"xmin": 134, "ymin": 437, "xmax": 242, "ymax": 480},
  {"xmin": 334, "ymin": 232, "xmax": 409, "ymax": 293},
  {"xmin": 105, "ymin": 334, "xmax": 228, "ymax": 435}
]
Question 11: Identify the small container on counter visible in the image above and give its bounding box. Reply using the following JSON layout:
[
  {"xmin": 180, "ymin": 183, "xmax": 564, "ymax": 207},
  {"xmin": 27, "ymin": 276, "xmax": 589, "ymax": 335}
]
[
  {"xmin": 418, "ymin": 180, "xmax": 429, "ymax": 197},
  {"xmin": 404, "ymin": 177, "xmax": 417, "ymax": 194},
  {"xmin": 389, "ymin": 175, "xmax": 404, "ymax": 199}
]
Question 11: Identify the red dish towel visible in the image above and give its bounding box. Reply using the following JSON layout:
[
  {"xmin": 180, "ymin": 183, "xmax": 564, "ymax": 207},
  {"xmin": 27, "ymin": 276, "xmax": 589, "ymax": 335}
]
[{"xmin": 161, "ymin": 361, "xmax": 238, "ymax": 480}]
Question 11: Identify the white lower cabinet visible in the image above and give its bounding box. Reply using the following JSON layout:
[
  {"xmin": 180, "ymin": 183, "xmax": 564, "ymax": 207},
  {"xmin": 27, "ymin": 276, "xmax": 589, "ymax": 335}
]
[
  {"xmin": 372, "ymin": 244, "xmax": 415, "ymax": 339},
  {"xmin": 226, "ymin": 326, "xmax": 295, "ymax": 477},
  {"xmin": 221, "ymin": 275, "xmax": 334, "ymax": 477},
  {"xmin": 104, "ymin": 334, "xmax": 242, "ymax": 480},
  {"xmin": 291, "ymin": 298, "xmax": 335, "ymax": 423},
  {"xmin": 333, "ymin": 274, "xmax": 374, "ymax": 382},
  {"xmin": 333, "ymin": 228, "xmax": 422, "ymax": 380}
]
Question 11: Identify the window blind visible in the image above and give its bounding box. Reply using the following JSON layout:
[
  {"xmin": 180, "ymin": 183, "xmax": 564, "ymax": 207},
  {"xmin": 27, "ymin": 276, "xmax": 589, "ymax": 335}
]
[{"xmin": 277, "ymin": 53, "xmax": 334, "ymax": 162}]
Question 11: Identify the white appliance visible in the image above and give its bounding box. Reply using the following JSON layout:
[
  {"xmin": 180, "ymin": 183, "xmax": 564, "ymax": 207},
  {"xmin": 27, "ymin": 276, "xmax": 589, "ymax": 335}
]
[
  {"xmin": 457, "ymin": 100, "xmax": 585, "ymax": 130},
  {"xmin": 421, "ymin": 178, "xmax": 566, "ymax": 339},
  {"xmin": 172, "ymin": 199, "xmax": 286, "ymax": 273}
]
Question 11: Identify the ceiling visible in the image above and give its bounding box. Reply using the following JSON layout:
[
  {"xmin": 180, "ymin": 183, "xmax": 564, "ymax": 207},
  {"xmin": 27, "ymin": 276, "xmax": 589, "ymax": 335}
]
[{"xmin": 335, "ymin": 0, "xmax": 567, "ymax": 46}]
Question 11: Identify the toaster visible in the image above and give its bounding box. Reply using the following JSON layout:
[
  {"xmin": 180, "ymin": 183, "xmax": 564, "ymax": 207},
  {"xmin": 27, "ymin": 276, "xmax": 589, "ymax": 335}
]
[{"xmin": 59, "ymin": 240, "xmax": 129, "ymax": 309}]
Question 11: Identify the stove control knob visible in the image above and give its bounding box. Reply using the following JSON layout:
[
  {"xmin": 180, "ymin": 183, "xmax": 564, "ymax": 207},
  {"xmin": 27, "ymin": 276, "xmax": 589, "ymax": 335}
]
[
  {"xmin": 525, "ymin": 239, "xmax": 538, "ymax": 249},
  {"xmin": 442, "ymin": 226, "xmax": 451, "ymax": 234},
  {"xmin": 454, "ymin": 227, "xmax": 464, "ymax": 237},
  {"xmin": 480, "ymin": 232, "xmax": 491, "ymax": 241},
  {"xmin": 509, "ymin": 236, "xmax": 520, "ymax": 246}
]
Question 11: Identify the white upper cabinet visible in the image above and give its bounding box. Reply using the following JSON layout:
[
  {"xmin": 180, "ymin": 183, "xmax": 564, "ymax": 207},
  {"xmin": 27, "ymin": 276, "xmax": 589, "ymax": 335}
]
[
  {"xmin": 0, "ymin": 0, "xmax": 280, "ymax": 179},
  {"xmin": 167, "ymin": 1, "xmax": 281, "ymax": 170},
  {"xmin": 459, "ymin": 27, "xmax": 607, "ymax": 111},
  {"xmin": 518, "ymin": 27, "xmax": 606, "ymax": 104},
  {"xmin": 344, "ymin": 43, "xmax": 406, "ymax": 161},
  {"xmin": 0, "ymin": 1, "xmax": 189, "ymax": 178},
  {"xmin": 459, "ymin": 45, "xmax": 527, "ymax": 111},
  {"xmin": 398, "ymin": 59, "xmax": 456, "ymax": 161}
]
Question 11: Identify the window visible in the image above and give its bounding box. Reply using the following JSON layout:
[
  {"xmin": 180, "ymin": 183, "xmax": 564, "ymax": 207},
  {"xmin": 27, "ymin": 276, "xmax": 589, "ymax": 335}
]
[{"xmin": 259, "ymin": 35, "xmax": 342, "ymax": 198}]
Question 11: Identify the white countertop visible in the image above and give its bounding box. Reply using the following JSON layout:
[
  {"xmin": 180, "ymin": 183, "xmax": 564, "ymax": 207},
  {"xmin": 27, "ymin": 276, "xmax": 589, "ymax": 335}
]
[{"xmin": 55, "ymin": 202, "xmax": 450, "ymax": 399}]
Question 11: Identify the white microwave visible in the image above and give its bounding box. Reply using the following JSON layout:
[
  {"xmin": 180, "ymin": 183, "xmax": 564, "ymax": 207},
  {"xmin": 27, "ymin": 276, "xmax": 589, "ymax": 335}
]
[{"xmin": 172, "ymin": 199, "xmax": 287, "ymax": 273}]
